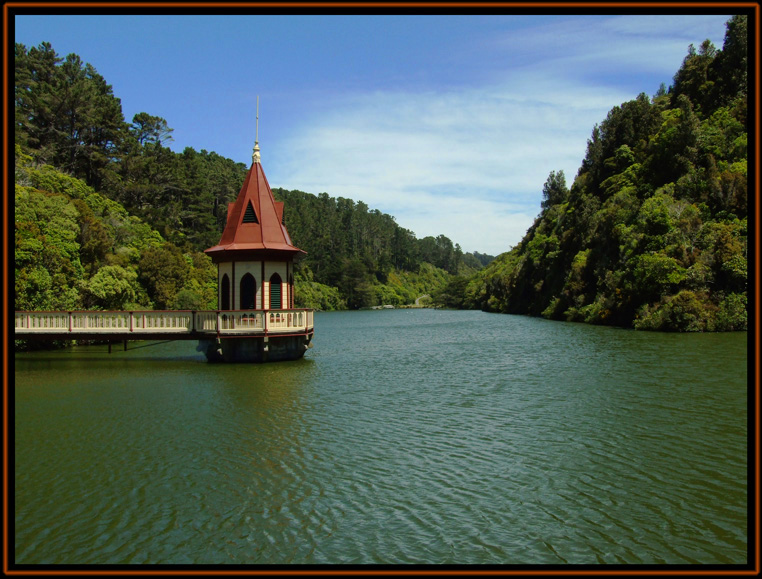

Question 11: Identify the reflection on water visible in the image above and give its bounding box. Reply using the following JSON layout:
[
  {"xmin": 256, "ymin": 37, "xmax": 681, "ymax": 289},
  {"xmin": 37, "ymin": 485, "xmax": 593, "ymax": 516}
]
[{"xmin": 14, "ymin": 309, "xmax": 748, "ymax": 565}]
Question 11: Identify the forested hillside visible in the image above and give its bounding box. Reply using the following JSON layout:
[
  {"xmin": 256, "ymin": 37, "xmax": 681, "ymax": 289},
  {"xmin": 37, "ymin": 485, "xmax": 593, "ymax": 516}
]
[
  {"xmin": 15, "ymin": 146, "xmax": 219, "ymax": 313},
  {"xmin": 14, "ymin": 41, "xmax": 488, "ymax": 317},
  {"xmin": 441, "ymin": 15, "xmax": 749, "ymax": 332},
  {"xmin": 271, "ymin": 187, "xmax": 485, "ymax": 308}
]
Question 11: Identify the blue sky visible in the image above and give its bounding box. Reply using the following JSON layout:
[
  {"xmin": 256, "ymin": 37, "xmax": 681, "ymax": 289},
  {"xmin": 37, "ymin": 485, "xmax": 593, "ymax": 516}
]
[{"xmin": 14, "ymin": 12, "xmax": 734, "ymax": 255}]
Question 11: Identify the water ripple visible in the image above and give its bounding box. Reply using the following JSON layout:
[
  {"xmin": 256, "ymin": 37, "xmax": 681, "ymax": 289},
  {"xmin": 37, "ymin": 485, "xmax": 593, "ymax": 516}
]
[{"xmin": 14, "ymin": 310, "xmax": 748, "ymax": 565}]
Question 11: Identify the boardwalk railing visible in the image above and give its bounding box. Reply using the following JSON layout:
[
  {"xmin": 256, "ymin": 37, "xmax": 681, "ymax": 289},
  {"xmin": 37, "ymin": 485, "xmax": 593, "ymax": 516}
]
[{"xmin": 14, "ymin": 309, "xmax": 314, "ymax": 338}]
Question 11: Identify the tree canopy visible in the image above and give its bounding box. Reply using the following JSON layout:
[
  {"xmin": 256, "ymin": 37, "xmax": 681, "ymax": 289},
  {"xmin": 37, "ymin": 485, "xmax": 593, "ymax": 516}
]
[
  {"xmin": 14, "ymin": 41, "xmax": 490, "ymax": 323},
  {"xmin": 442, "ymin": 15, "xmax": 748, "ymax": 332},
  {"xmin": 16, "ymin": 15, "xmax": 747, "ymax": 334}
]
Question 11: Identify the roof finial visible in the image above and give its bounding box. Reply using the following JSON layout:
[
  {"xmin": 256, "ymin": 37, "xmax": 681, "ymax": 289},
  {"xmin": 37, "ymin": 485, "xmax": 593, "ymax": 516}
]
[{"xmin": 252, "ymin": 95, "xmax": 261, "ymax": 164}]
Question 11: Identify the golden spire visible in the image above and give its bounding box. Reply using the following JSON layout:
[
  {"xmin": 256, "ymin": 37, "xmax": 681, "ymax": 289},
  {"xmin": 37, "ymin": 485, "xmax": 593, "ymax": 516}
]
[{"xmin": 252, "ymin": 95, "xmax": 261, "ymax": 164}]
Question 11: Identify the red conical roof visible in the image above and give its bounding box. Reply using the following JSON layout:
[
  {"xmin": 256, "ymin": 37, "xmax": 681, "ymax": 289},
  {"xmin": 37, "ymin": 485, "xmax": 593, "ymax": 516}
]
[{"xmin": 204, "ymin": 158, "xmax": 304, "ymax": 258}]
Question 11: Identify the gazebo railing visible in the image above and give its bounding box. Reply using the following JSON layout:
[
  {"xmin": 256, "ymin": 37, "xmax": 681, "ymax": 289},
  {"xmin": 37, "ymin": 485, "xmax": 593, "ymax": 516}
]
[{"xmin": 15, "ymin": 309, "xmax": 314, "ymax": 336}]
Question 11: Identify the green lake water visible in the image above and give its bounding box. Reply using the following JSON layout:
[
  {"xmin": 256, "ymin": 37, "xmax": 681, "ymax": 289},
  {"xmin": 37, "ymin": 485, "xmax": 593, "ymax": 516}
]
[{"xmin": 13, "ymin": 309, "xmax": 749, "ymax": 566}]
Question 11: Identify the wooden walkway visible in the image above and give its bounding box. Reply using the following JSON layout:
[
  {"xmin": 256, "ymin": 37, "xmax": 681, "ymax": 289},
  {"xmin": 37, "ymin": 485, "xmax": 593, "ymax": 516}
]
[{"xmin": 14, "ymin": 309, "xmax": 314, "ymax": 341}]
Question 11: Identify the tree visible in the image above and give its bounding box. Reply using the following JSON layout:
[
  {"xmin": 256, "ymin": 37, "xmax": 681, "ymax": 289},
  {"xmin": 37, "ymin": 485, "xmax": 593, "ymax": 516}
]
[
  {"xmin": 15, "ymin": 42, "xmax": 62, "ymax": 159},
  {"xmin": 712, "ymin": 15, "xmax": 747, "ymax": 109},
  {"xmin": 15, "ymin": 185, "xmax": 84, "ymax": 311},
  {"xmin": 131, "ymin": 112, "xmax": 174, "ymax": 146},
  {"xmin": 451, "ymin": 17, "xmax": 746, "ymax": 331},
  {"xmin": 339, "ymin": 258, "xmax": 375, "ymax": 309},
  {"xmin": 671, "ymin": 40, "xmax": 719, "ymax": 114},
  {"xmin": 15, "ymin": 41, "xmax": 488, "ymax": 315},
  {"xmin": 137, "ymin": 243, "xmax": 190, "ymax": 309},
  {"xmin": 15, "ymin": 43, "xmax": 126, "ymax": 190},
  {"xmin": 646, "ymin": 95, "xmax": 700, "ymax": 188},
  {"xmin": 541, "ymin": 170, "xmax": 569, "ymax": 209},
  {"xmin": 81, "ymin": 265, "xmax": 138, "ymax": 310}
]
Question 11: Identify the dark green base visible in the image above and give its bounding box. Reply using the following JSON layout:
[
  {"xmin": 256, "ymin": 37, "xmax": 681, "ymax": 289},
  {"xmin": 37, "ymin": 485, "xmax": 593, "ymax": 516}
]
[{"xmin": 197, "ymin": 334, "xmax": 313, "ymax": 363}]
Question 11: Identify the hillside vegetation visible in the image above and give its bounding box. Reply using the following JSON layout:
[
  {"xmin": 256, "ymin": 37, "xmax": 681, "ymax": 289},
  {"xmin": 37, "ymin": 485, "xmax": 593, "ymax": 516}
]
[
  {"xmin": 441, "ymin": 15, "xmax": 748, "ymax": 332},
  {"xmin": 14, "ymin": 42, "xmax": 489, "ymax": 319},
  {"xmin": 15, "ymin": 17, "xmax": 747, "ymax": 333}
]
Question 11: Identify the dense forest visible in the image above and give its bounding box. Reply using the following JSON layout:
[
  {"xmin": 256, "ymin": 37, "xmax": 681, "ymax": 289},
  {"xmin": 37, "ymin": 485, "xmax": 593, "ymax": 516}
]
[
  {"xmin": 14, "ymin": 41, "xmax": 488, "ymax": 319},
  {"xmin": 14, "ymin": 15, "xmax": 749, "ymax": 333},
  {"xmin": 439, "ymin": 15, "xmax": 749, "ymax": 332}
]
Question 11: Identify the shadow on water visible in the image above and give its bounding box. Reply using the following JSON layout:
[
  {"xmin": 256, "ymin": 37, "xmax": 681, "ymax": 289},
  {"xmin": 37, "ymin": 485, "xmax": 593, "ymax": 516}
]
[
  {"xmin": 13, "ymin": 355, "xmax": 318, "ymax": 373},
  {"xmin": 14, "ymin": 340, "xmax": 317, "ymax": 364}
]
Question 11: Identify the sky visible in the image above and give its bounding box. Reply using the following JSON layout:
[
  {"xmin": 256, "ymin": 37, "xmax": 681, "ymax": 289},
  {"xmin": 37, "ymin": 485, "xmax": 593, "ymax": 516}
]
[{"xmin": 13, "ymin": 11, "xmax": 735, "ymax": 256}]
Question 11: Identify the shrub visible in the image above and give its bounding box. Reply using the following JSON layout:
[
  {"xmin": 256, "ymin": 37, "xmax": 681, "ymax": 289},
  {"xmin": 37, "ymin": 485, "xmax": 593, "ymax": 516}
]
[
  {"xmin": 715, "ymin": 292, "xmax": 747, "ymax": 331},
  {"xmin": 634, "ymin": 290, "xmax": 714, "ymax": 331}
]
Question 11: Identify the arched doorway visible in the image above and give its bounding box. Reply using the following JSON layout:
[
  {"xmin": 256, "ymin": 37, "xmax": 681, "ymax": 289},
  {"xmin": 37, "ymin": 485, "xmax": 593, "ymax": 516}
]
[
  {"xmin": 240, "ymin": 273, "xmax": 256, "ymax": 310},
  {"xmin": 220, "ymin": 274, "xmax": 230, "ymax": 310},
  {"xmin": 269, "ymin": 273, "xmax": 282, "ymax": 310}
]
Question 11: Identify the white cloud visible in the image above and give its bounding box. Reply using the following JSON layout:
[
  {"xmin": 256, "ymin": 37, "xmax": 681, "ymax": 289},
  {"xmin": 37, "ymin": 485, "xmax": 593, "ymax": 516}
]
[
  {"xmin": 486, "ymin": 14, "xmax": 730, "ymax": 78},
  {"xmin": 268, "ymin": 79, "xmax": 629, "ymax": 255},
  {"xmin": 264, "ymin": 15, "xmax": 732, "ymax": 256},
  {"xmin": 602, "ymin": 13, "xmax": 733, "ymax": 40}
]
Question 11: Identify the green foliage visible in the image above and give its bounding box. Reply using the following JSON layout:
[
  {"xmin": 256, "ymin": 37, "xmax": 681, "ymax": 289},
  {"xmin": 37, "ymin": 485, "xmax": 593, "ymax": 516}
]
[
  {"xmin": 272, "ymin": 188, "xmax": 481, "ymax": 307},
  {"xmin": 137, "ymin": 243, "xmax": 191, "ymax": 310},
  {"xmin": 17, "ymin": 157, "xmax": 95, "ymax": 201},
  {"xmin": 715, "ymin": 293, "xmax": 747, "ymax": 331},
  {"xmin": 81, "ymin": 265, "xmax": 138, "ymax": 310},
  {"xmin": 432, "ymin": 275, "xmax": 471, "ymax": 309},
  {"xmin": 294, "ymin": 266, "xmax": 347, "ymax": 311},
  {"xmin": 385, "ymin": 263, "xmax": 452, "ymax": 305},
  {"xmin": 541, "ymin": 170, "xmax": 569, "ymax": 209},
  {"xmin": 15, "ymin": 183, "xmax": 84, "ymax": 310},
  {"xmin": 15, "ymin": 21, "xmax": 747, "ymax": 333},
  {"xmin": 634, "ymin": 290, "xmax": 714, "ymax": 332},
  {"xmin": 172, "ymin": 287, "xmax": 209, "ymax": 311},
  {"xmin": 448, "ymin": 16, "xmax": 747, "ymax": 332},
  {"xmin": 631, "ymin": 252, "xmax": 685, "ymax": 295},
  {"xmin": 131, "ymin": 112, "xmax": 174, "ymax": 146},
  {"xmin": 176, "ymin": 252, "xmax": 218, "ymax": 310},
  {"xmin": 15, "ymin": 40, "xmax": 495, "ymax": 318},
  {"xmin": 14, "ymin": 155, "xmax": 215, "ymax": 317},
  {"xmin": 14, "ymin": 133, "xmax": 476, "ymax": 317},
  {"xmin": 15, "ymin": 43, "xmax": 125, "ymax": 190}
]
